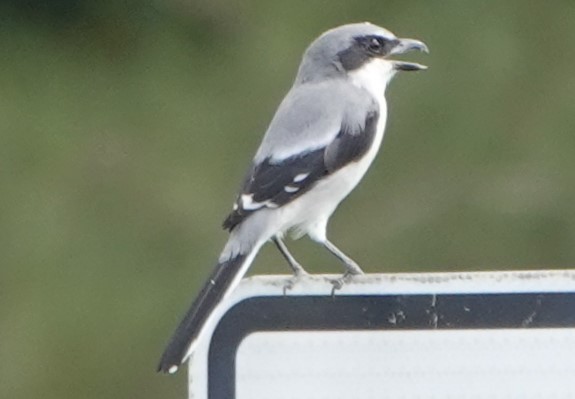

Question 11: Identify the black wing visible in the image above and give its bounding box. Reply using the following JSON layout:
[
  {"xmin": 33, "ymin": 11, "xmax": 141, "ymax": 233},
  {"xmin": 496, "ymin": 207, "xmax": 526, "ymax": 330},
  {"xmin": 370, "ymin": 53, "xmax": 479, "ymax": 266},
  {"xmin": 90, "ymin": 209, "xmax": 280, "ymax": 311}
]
[{"xmin": 223, "ymin": 110, "xmax": 379, "ymax": 230}]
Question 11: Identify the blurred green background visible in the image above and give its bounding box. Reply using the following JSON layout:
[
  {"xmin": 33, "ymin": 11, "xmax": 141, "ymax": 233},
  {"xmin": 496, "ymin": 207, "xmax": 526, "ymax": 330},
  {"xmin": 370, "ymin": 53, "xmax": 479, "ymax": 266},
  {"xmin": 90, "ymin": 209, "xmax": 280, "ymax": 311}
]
[{"xmin": 2, "ymin": 0, "xmax": 575, "ymax": 397}]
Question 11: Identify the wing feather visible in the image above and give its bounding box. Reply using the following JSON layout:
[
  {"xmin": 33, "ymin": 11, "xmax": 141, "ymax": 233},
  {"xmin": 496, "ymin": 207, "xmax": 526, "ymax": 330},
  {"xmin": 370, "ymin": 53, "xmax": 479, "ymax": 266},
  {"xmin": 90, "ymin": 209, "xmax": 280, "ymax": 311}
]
[{"xmin": 222, "ymin": 109, "xmax": 379, "ymax": 230}]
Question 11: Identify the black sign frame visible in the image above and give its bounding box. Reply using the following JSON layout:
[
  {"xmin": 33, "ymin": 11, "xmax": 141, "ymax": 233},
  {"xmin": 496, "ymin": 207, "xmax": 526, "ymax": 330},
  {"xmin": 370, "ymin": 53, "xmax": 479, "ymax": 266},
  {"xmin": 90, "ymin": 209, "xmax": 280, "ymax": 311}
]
[{"xmin": 207, "ymin": 292, "xmax": 575, "ymax": 398}]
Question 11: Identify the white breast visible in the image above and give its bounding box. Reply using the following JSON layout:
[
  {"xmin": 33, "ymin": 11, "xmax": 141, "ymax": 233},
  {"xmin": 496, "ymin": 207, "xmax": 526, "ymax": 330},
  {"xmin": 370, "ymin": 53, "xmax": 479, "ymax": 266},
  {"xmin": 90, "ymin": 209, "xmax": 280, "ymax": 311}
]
[
  {"xmin": 276, "ymin": 60, "xmax": 393, "ymax": 241},
  {"xmin": 235, "ymin": 58, "xmax": 396, "ymax": 246},
  {"xmin": 349, "ymin": 58, "xmax": 395, "ymax": 103}
]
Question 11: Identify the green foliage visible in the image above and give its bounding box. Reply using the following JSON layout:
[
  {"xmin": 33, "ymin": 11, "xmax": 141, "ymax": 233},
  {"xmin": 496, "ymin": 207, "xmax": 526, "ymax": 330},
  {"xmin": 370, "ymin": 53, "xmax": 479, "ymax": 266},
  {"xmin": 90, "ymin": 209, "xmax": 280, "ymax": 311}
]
[{"xmin": 2, "ymin": 1, "xmax": 575, "ymax": 397}]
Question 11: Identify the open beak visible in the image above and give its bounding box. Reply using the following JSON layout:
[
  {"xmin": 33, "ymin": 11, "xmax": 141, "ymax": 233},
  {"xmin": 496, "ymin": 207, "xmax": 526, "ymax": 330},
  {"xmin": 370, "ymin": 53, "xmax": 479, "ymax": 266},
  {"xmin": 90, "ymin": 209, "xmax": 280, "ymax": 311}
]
[{"xmin": 388, "ymin": 38, "xmax": 429, "ymax": 71}]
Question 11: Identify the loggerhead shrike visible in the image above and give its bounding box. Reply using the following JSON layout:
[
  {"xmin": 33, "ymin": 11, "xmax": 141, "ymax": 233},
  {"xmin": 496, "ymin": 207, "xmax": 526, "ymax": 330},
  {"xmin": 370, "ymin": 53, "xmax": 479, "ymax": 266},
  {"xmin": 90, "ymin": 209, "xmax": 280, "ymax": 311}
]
[{"xmin": 158, "ymin": 22, "xmax": 428, "ymax": 374}]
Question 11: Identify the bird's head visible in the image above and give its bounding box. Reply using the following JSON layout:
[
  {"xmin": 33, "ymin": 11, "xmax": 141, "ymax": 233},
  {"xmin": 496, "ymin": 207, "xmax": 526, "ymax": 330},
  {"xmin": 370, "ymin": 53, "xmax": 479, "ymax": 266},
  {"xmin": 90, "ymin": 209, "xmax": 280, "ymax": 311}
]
[{"xmin": 296, "ymin": 22, "xmax": 428, "ymax": 85}]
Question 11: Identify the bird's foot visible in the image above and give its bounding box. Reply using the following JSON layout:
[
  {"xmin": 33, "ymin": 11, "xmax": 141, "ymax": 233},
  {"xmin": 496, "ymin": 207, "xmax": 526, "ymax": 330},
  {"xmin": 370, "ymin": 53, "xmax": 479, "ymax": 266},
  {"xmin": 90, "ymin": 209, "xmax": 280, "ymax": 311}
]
[
  {"xmin": 330, "ymin": 268, "xmax": 364, "ymax": 296},
  {"xmin": 283, "ymin": 269, "xmax": 309, "ymax": 296}
]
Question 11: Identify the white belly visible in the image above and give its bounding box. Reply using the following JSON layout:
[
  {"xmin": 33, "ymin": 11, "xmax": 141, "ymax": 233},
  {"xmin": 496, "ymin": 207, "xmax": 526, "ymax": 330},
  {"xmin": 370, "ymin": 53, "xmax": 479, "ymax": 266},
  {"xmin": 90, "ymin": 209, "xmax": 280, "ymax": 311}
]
[
  {"xmin": 279, "ymin": 99, "xmax": 387, "ymax": 241},
  {"xmin": 224, "ymin": 58, "xmax": 393, "ymax": 256},
  {"xmin": 222, "ymin": 98, "xmax": 388, "ymax": 258}
]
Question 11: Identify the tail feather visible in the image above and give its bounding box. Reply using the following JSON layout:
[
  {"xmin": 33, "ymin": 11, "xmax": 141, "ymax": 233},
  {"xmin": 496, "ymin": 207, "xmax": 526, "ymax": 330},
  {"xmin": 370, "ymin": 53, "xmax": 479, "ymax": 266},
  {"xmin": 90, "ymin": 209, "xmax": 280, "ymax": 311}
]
[{"xmin": 157, "ymin": 251, "xmax": 251, "ymax": 374}]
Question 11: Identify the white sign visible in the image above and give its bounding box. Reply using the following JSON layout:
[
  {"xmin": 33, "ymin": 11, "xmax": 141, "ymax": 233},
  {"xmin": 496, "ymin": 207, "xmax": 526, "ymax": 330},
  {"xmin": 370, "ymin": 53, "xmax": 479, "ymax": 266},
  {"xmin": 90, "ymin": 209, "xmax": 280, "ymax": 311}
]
[{"xmin": 188, "ymin": 270, "xmax": 575, "ymax": 399}]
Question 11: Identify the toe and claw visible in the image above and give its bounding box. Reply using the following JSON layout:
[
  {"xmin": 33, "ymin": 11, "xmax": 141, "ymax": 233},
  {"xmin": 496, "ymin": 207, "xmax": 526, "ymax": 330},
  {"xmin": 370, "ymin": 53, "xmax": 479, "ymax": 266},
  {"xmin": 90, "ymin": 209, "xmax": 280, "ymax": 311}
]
[
  {"xmin": 274, "ymin": 236, "xmax": 364, "ymax": 295},
  {"xmin": 330, "ymin": 261, "xmax": 364, "ymax": 295},
  {"xmin": 273, "ymin": 237, "xmax": 310, "ymax": 294}
]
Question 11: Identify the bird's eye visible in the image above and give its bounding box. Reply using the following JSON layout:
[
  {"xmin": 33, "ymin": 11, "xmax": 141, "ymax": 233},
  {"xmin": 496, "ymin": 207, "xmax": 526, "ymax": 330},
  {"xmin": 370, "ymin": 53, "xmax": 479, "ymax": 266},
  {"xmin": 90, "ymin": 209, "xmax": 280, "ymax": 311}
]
[{"xmin": 368, "ymin": 37, "xmax": 384, "ymax": 53}]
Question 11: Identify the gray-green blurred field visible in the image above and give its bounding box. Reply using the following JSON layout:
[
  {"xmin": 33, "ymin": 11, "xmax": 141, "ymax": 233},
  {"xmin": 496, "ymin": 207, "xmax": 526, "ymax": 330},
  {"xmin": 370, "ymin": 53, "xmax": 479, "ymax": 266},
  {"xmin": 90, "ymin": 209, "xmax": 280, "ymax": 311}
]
[{"xmin": 2, "ymin": 1, "xmax": 575, "ymax": 398}]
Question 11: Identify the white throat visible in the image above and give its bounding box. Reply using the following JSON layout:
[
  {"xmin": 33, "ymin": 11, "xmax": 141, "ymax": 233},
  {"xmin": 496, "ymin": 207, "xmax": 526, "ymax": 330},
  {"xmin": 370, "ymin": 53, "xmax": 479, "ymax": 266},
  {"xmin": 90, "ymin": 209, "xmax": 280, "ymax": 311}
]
[{"xmin": 348, "ymin": 58, "xmax": 396, "ymax": 102}]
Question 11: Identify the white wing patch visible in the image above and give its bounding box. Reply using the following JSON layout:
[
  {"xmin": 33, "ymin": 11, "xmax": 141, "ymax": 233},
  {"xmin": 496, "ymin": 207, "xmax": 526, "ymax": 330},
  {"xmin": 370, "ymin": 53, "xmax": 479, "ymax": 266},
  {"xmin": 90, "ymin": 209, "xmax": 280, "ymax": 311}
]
[
  {"xmin": 284, "ymin": 185, "xmax": 299, "ymax": 193},
  {"xmin": 235, "ymin": 166, "xmax": 312, "ymax": 212},
  {"xmin": 282, "ymin": 173, "xmax": 309, "ymax": 193},
  {"xmin": 240, "ymin": 194, "xmax": 265, "ymax": 210},
  {"xmin": 293, "ymin": 173, "xmax": 309, "ymax": 183},
  {"xmin": 239, "ymin": 193, "xmax": 279, "ymax": 211}
]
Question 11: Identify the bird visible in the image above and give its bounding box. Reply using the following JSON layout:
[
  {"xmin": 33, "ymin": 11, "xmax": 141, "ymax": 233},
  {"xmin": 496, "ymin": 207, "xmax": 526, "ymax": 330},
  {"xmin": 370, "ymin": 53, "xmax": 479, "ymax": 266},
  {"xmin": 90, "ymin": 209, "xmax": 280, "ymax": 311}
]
[{"xmin": 158, "ymin": 22, "xmax": 428, "ymax": 374}]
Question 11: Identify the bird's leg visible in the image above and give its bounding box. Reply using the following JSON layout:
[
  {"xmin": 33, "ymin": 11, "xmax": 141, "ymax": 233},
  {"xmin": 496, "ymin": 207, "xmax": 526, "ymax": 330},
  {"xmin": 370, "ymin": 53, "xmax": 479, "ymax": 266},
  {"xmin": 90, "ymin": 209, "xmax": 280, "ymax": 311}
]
[
  {"xmin": 273, "ymin": 237, "xmax": 308, "ymax": 294},
  {"xmin": 323, "ymin": 239, "xmax": 364, "ymax": 293},
  {"xmin": 274, "ymin": 236, "xmax": 307, "ymax": 275},
  {"xmin": 324, "ymin": 239, "xmax": 364, "ymax": 274}
]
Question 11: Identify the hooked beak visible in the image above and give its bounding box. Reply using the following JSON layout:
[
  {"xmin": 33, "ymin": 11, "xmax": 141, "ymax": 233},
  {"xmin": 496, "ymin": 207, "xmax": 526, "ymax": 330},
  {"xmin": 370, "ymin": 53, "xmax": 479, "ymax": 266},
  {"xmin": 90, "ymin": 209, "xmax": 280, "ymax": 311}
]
[{"xmin": 388, "ymin": 38, "xmax": 429, "ymax": 71}]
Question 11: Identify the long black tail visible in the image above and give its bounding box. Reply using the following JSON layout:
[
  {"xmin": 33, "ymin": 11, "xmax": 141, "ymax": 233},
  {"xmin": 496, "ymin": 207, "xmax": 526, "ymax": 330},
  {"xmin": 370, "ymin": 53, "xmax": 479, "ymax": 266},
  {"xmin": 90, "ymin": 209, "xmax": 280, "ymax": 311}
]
[{"xmin": 157, "ymin": 252, "xmax": 250, "ymax": 373}]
